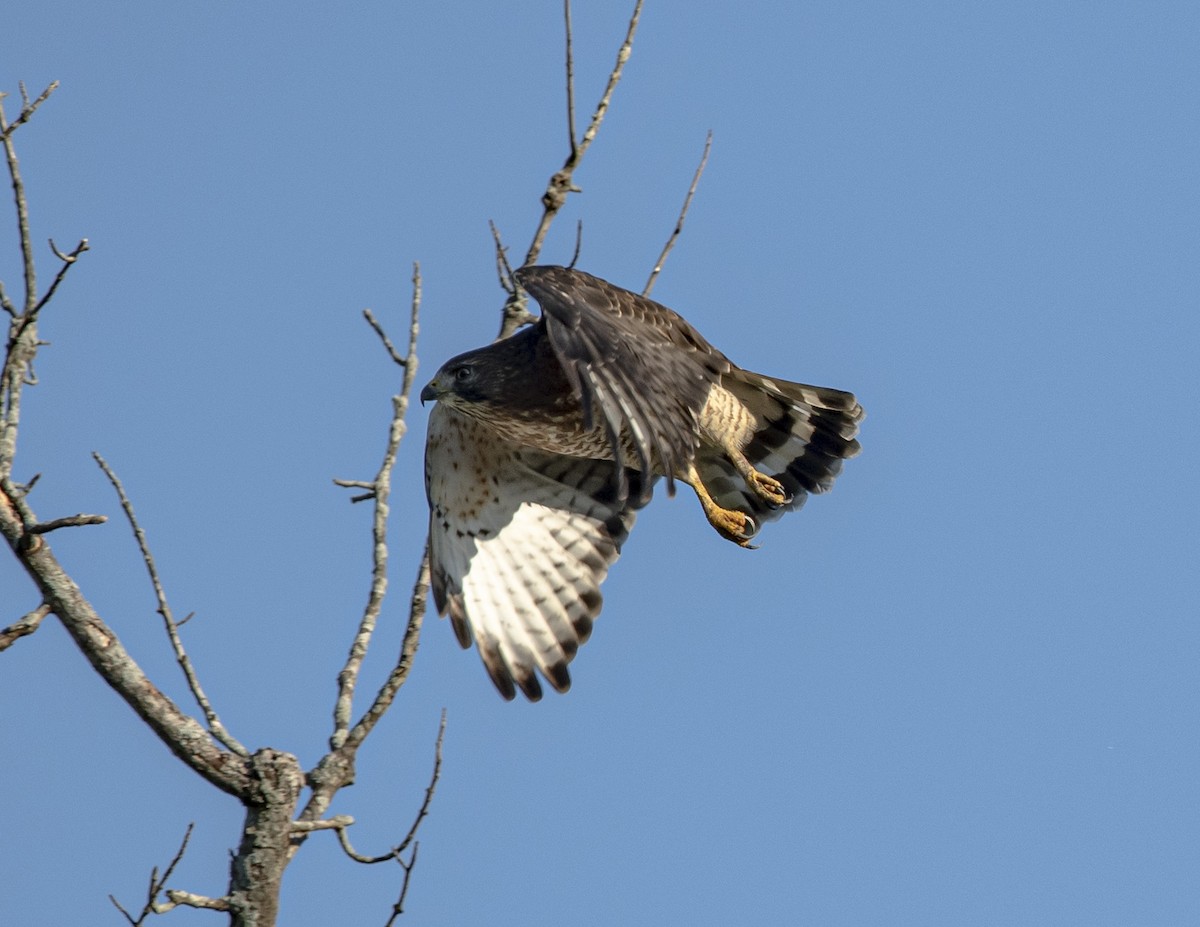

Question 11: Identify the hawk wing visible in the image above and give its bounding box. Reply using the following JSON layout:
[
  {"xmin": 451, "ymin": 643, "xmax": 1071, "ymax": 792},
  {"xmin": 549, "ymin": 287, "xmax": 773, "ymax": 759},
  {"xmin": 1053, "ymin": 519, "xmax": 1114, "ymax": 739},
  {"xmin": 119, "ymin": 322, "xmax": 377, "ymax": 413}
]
[
  {"xmin": 425, "ymin": 403, "xmax": 653, "ymax": 701},
  {"xmin": 514, "ymin": 265, "xmax": 730, "ymax": 503}
]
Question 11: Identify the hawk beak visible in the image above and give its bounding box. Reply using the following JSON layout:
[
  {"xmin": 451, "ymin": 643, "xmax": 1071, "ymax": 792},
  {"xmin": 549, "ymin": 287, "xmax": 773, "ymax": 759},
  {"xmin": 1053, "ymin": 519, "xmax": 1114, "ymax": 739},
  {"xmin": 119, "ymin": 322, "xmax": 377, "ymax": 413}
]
[{"xmin": 419, "ymin": 379, "xmax": 439, "ymax": 406}]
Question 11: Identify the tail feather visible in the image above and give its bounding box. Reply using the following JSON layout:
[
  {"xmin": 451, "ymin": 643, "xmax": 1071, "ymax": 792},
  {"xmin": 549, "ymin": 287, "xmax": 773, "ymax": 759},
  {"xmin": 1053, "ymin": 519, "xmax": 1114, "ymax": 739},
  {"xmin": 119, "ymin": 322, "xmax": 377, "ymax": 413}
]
[{"xmin": 696, "ymin": 369, "xmax": 863, "ymax": 537}]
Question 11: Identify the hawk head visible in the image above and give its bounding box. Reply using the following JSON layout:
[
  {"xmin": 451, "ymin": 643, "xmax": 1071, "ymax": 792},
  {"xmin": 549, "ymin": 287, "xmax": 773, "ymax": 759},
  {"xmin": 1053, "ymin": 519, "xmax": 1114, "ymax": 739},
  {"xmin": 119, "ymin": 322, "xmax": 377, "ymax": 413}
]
[
  {"xmin": 420, "ymin": 326, "xmax": 555, "ymax": 421},
  {"xmin": 420, "ymin": 354, "xmax": 491, "ymax": 408}
]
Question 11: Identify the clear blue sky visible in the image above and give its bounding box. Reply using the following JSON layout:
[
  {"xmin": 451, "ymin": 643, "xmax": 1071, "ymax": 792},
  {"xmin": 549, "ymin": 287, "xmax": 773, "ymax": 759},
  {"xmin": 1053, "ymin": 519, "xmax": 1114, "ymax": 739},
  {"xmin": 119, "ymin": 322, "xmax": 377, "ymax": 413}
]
[{"xmin": 3, "ymin": 3, "xmax": 1199, "ymax": 925}]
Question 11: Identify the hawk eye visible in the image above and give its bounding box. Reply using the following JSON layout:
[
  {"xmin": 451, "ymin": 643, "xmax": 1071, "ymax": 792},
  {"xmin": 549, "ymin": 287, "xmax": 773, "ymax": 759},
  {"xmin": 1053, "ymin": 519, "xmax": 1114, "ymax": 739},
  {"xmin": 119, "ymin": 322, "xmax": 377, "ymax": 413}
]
[{"xmin": 453, "ymin": 365, "xmax": 474, "ymax": 383}]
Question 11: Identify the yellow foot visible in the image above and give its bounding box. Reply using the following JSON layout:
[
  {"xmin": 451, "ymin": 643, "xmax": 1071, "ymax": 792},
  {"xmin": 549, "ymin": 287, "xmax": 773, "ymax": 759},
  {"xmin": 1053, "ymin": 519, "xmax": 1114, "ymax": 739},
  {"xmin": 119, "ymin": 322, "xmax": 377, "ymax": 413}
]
[
  {"xmin": 704, "ymin": 505, "xmax": 758, "ymax": 549},
  {"xmin": 747, "ymin": 470, "xmax": 792, "ymax": 508},
  {"xmin": 684, "ymin": 460, "xmax": 761, "ymax": 549}
]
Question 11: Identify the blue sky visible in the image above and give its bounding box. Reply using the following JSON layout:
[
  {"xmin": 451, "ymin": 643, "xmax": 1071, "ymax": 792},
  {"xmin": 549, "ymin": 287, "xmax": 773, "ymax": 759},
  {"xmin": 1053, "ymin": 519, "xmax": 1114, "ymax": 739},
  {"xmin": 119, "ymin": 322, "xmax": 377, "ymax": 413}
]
[{"xmin": 3, "ymin": 2, "xmax": 1199, "ymax": 925}]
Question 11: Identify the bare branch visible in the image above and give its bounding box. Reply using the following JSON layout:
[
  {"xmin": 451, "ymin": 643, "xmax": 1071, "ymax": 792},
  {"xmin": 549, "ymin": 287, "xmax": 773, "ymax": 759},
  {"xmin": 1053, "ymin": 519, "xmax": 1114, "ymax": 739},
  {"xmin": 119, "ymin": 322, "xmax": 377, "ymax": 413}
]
[
  {"xmin": 0, "ymin": 102, "xmax": 246, "ymax": 799},
  {"xmin": 644, "ymin": 130, "xmax": 713, "ymax": 296},
  {"xmin": 31, "ymin": 237, "xmax": 89, "ymax": 315},
  {"xmin": 489, "ymin": 220, "xmax": 516, "ymax": 292},
  {"xmin": 332, "ymin": 479, "xmax": 374, "ymax": 491},
  {"xmin": 27, "ymin": 512, "xmax": 107, "ymax": 534},
  {"xmin": 384, "ymin": 843, "xmax": 420, "ymax": 927},
  {"xmin": 321, "ymin": 711, "xmax": 444, "ymax": 868},
  {"xmin": 393, "ymin": 709, "xmax": 445, "ymax": 856},
  {"xmin": 291, "ymin": 814, "xmax": 355, "ymax": 834},
  {"xmin": 331, "ymin": 263, "xmax": 422, "ymax": 750},
  {"xmin": 0, "ymin": 87, "xmax": 47, "ymax": 314},
  {"xmin": 492, "ymin": 222, "xmax": 537, "ymax": 340},
  {"xmin": 568, "ymin": 219, "xmax": 584, "ymax": 270},
  {"xmin": 564, "ymin": 0, "xmax": 578, "ymax": 155},
  {"xmin": 108, "ymin": 824, "xmax": 198, "ymax": 926},
  {"xmin": 0, "ymin": 85, "xmax": 86, "ymax": 481},
  {"xmin": 572, "ymin": 0, "xmax": 642, "ymax": 162},
  {"xmin": 363, "ymin": 307, "xmax": 409, "ymax": 368},
  {"xmin": 332, "ymin": 477, "xmax": 376, "ymax": 503},
  {"xmin": 344, "ymin": 544, "xmax": 430, "ymax": 751},
  {"xmin": 497, "ymin": 289, "xmax": 536, "ymax": 341},
  {"xmin": 331, "ymin": 823, "xmax": 396, "ymax": 866},
  {"xmin": 0, "ymin": 81, "xmax": 58, "ymax": 141},
  {"xmin": 0, "ymin": 278, "xmax": 15, "ymax": 317},
  {"xmin": 161, "ymin": 890, "xmax": 231, "ymax": 913},
  {"xmin": 522, "ymin": 0, "xmax": 644, "ymax": 269},
  {"xmin": 93, "ymin": 452, "xmax": 248, "ymax": 758},
  {"xmin": 108, "ymin": 893, "xmax": 137, "ymax": 925},
  {"xmin": 0, "ymin": 601, "xmax": 49, "ymax": 651},
  {"xmin": 296, "ymin": 545, "xmax": 432, "ymax": 856}
]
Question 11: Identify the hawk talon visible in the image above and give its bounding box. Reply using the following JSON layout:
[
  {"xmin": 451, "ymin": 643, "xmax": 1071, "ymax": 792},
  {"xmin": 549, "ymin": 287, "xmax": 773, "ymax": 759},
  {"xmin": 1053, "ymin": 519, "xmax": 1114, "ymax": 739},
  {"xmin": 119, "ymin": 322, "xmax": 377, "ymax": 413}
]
[
  {"xmin": 747, "ymin": 470, "xmax": 792, "ymax": 509},
  {"xmin": 705, "ymin": 506, "xmax": 758, "ymax": 549}
]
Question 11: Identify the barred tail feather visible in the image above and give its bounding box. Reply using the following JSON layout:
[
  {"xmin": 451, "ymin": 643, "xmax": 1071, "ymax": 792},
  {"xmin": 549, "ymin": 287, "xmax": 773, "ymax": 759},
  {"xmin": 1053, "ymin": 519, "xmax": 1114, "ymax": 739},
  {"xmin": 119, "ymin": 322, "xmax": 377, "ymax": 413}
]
[{"xmin": 696, "ymin": 369, "xmax": 863, "ymax": 537}]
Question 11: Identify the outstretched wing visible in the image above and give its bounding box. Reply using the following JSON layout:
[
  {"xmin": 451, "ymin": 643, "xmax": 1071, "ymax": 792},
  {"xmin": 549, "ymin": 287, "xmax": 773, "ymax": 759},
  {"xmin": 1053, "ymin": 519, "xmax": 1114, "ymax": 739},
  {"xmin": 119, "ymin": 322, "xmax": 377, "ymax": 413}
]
[
  {"xmin": 425, "ymin": 404, "xmax": 653, "ymax": 701},
  {"xmin": 515, "ymin": 265, "xmax": 729, "ymax": 503}
]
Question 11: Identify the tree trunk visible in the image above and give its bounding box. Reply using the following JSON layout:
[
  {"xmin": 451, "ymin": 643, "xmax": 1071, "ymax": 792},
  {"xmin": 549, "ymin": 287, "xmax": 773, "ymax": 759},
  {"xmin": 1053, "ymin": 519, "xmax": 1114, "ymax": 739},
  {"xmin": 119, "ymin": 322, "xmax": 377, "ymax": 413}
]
[{"xmin": 227, "ymin": 749, "xmax": 305, "ymax": 927}]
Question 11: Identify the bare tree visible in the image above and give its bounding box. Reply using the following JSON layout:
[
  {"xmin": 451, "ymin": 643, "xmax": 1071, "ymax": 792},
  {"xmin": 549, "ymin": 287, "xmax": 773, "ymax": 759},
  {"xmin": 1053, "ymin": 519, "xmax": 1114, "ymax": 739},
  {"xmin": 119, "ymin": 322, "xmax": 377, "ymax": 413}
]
[{"xmin": 0, "ymin": 2, "xmax": 715, "ymax": 923}]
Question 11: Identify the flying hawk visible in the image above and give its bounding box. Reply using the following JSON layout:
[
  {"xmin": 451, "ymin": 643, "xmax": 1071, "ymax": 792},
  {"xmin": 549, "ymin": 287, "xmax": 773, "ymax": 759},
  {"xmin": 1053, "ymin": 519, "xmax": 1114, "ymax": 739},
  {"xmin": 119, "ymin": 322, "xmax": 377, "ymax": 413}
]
[{"xmin": 421, "ymin": 266, "xmax": 862, "ymax": 700}]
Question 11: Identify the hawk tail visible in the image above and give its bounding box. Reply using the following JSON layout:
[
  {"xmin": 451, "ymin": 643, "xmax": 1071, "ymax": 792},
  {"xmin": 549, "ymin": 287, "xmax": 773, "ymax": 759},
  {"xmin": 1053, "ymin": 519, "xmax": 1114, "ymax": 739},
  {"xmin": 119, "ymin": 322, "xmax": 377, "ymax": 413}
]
[{"xmin": 696, "ymin": 370, "xmax": 863, "ymax": 534}]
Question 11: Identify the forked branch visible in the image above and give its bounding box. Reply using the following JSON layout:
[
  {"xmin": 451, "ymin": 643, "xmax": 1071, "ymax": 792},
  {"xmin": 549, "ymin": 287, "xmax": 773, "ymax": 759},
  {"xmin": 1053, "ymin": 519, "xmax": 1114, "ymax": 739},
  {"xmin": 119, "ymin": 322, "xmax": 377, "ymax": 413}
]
[
  {"xmin": 330, "ymin": 263, "xmax": 423, "ymax": 752},
  {"xmin": 301, "ymin": 712, "xmax": 444, "ymax": 924},
  {"xmin": 108, "ymin": 824, "xmax": 205, "ymax": 926},
  {"xmin": 524, "ymin": 0, "xmax": 644, "ymax": 265},
  {"xmin": 498, "ymin": 0, "xmax": 644, "ymax": 339},
  {"xmin": 0, "ymin": 87, "xmax": 247, "ymax": 798},
  {"xmin": 94, "ymin": 452, "xmax": 248, "ymax": 758}
]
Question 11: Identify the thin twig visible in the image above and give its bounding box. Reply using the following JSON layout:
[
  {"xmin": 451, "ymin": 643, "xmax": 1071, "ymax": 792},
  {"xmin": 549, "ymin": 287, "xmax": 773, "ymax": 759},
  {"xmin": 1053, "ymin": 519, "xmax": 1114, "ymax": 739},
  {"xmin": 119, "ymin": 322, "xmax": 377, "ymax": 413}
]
[
  {"xmin": 492, "ymin": 222, "xmax": 535, "ymax": 339},
  {"xmin": 344, "ymin": 544, "xmax": 430, "ymax": 752},
  {"xmin": 0, "ymin": 81, "xmax": 58, "ymax": 142},
  {"xmin": 644, "ymin": 130, "xmax": 713, "ymax": 296},
  {"xmin": 489, "ymin": 220, "xmax": 516, "ymax": 293},
  {"xmin": 568, "ymin": 219, "xmax": 583, "ymax": 270},
  {"xmin": 302, "ymin": 709, "xmax": 442, "ymax": 927},
  {"xmin": 93, "ymin": 452, "xmax": 248, "ymax": 757},
  {"xmin": 0, "ymin": 87, "xmax": 46, "ymax": 314},
  {"xmin": 384, "ymin": 843, "xmax": 420, "ymax": 927},
  {"xmin": 564, "ymin": 0, "xmax": 578, "ymax": 156},
  {"xmin": 324, "ymin": 711, "xmax": 444, "ymax": 868},
  {"xmin": 333, "ymin": 824, "xmax": 397, "ymax": 866},
  {"xmin": 0, "ymin": 88, "xmax": 246, "ymax": 803},
  {"xmin": 331, "ymin": 263, "xmax": 422, "ymax": 750},
  {"xmin": 294, "ymin": 546, "xmax": 432, "ymax": 854},
  {"xmin": 393, "ymin": 708, "xmax": 445, "ymax": 856},
  {"xmin": 30, "ymin": 237, "xmax": 89, "ymax": 316},
  {"xmin": 0, "ymin": 83, "xmax": 86, "ymax": 482},
  {"xmin": 521, "ymin": 0, "xmax": 644, "ymax": 270},
  {"xmin": 331, "ymin": 477, "xmax": 377, "ymax": 504},
  {"xmin": 363, "ymin": 307, "xmax": 409, "ymax": 367},
  {"xmin": 0, "ymin": 601, "xmax": 49, "ymax": 652},
  {"xmin": 108, "ymin": 824, "xmax": 197, "ymax": 926}
]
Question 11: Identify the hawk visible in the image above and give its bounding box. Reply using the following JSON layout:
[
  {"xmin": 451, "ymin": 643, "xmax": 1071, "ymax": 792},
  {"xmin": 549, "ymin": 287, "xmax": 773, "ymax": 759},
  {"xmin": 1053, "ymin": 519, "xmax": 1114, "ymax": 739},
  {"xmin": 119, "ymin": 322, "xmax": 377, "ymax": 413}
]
[{"xmin": 421, "ymin": 266, "xmax": 862, "ymax": 700}]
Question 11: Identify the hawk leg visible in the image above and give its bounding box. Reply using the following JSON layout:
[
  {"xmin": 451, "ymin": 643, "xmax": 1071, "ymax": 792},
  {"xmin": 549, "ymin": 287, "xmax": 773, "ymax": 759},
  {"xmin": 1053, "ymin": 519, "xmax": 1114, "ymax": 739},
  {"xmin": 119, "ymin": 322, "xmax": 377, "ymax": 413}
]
[
  {"xmin": 684, "ymin": 462, "xmax": 757, "ymax": 548},
  {"xmin": 742, "ymin": 463, "xmax": 792, "ymax": 508},
  {"xmin": 726, "ymin": 447, "xmax": 792, "ymax": 509}
]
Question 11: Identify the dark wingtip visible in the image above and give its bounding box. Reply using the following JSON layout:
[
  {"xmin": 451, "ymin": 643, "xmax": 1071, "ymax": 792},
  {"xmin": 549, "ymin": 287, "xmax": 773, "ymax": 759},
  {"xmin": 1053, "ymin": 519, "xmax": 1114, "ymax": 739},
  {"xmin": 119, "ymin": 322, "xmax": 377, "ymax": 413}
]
[
  {"xmin": 516, "ymin": 673, "xmax": 544, "ymax": 702},
  {"xmin": 546, "ymin": 662, "xmax": 572, "ymax": 693},
  {"xmin": 492, "ymin": 673, "xmax": 518, "ymax": 702}
]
